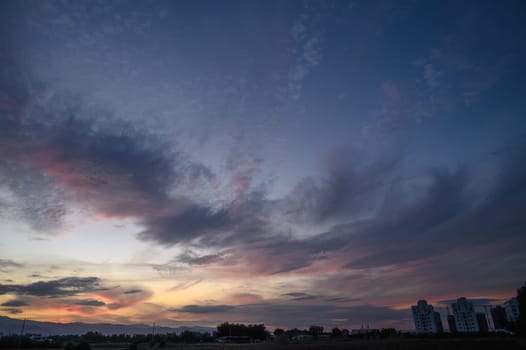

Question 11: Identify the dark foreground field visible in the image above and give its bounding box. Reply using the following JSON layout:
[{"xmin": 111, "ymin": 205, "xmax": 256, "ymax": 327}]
[{"xmin": 86, "ymin": 338, "xmax": 526, "ymax": 350}]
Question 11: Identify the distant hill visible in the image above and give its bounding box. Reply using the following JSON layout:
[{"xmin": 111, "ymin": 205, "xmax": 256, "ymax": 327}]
[{"xmin": 0, "ymin": 316, "xmax": 214, "ymax": 336}]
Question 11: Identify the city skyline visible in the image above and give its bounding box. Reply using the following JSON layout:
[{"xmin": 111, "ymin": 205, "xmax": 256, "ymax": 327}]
[{"xmin": 1, "ymin": 0, "xmax": 526, "ymax": 330}]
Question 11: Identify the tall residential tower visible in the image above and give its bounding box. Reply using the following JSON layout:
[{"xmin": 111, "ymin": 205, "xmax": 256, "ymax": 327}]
[
  {"xmin": 452, "ymin": 297, "xmax": 479, "ymax": 333},
  {"xmin": 412, "ymin": 300, "xmax": 443, "ymax": 333}
]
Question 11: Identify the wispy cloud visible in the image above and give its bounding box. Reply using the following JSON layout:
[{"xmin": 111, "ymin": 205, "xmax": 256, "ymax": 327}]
[
  {"xmin": 0, "ymin": 277, "xmax": 107, "ymax": 297},
  {"xmin": 74, "ymin": 299, "xmax": 106, "ymax": 307},
  {"xmin": 1, "ymin": 299, "xmax": 28, "ymax": 307},
  {"xmin": 171, "ymin": 304, "xmax": 236, "ymax": 314},
  {"xmin": 0, "ymin": 259, "xmax": 24, "ymax": 269},
  {"xmin": 167, "ymin": 279, "xmax": 202, "ymax": 292}
]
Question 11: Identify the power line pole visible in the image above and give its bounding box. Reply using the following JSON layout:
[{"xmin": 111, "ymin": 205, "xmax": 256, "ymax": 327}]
[{"xmin": 17, "ymin": 318, "xmax": 26, "ymax": 350}]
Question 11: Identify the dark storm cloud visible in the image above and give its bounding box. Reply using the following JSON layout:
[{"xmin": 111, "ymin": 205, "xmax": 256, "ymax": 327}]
[
  {"xmin": 1, "ymin": 299, "xmax": 28, "ymax": 307},
  {"xmin": 0, "ymin": 277, "xmax": 106, "ymax": 297},
  {"xmin": 172, "ymin": 304, "xmax": 236, "ymax": 314}
]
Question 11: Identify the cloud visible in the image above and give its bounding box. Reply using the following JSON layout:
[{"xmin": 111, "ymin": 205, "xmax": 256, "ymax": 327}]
[
  {"xmin": 226, "ymin": 152, "xmax": 264, "ymax": 203},
  {"xmin": 172, "ymin": 304, "xmax": 236, "ymax": 314},
  {"xmin": 74, "ymin": 299, "xmax": 106, "ymax": 307},
  {"xmin": 284, "ymin": 149, "xmax": 399, "ymax": 223},
  {"xmin": 167, "ymin": 279, "xmax": 203, "ymax": 292},
  {"xmin": 138, "ymin": 206, "xmax": 233, "ymax": 246},
  {"xmin": 285, "ymin": 142, "xmax": 526, "ymax": 302},
  {"xmin": 142, "ymin": 137, "xmax": 526, "ymax": 284},
  {"xmin": 175, "ymin": 250, "xmax": 223, "ymax": 266},
  {"xmin": 2, "ymin": 36, "xmax": 525, "ymax": 310},
  {"xmin": 168, "ymin": 301, "xmax": 409, "ymax": 329},
  {"xmin": 0, "ymin": 61, "xmax": 231, "ymax": 243},
  {"xmin": 95, "ymin": 286, "xmax": 153, "ymax": 310},
  {"xmin": 7, "ymin": 308, "xmax": 22, "ymax": 314},
  {"xmin": 423, "ymin": 63, "xmax": 441, "ymax": 89},
  {"xmin": 237, "ymin": 303, "xmax": 410, "ymax": 329},
  {"xmin": 281, "ymin": 292, "xmax": 317, "ymax": 301},
  {"xmin": 413, "ymin": 2, "xmax": 526, "ymax": 111},
  {"xmin": 0, "ymin": 277, "xmax": 106, "ymax": 297},
  {"xmin": 123, "ymin": 289, "xmax": 143, "ymax": 294},
  {"xmin": 0, "ymin": 277, "xmax": 154, "ymax": 316},
  {"xmin": 438, "ymin": 298, "xmax": 498, "ymax": 306},
  {"xmin": 280, "ymin": 6, "xmax": 325, "ymax": 101},
  {"xmin": 1, "ymin": 299, "xmax": 28, "ymax": 307},
  {"xmin": 193, "ymin": 140, "xmax": 526, "ymax": 279},
  {"xmin": 0, "ymin": 281, "xmax": 154, "ymax": 316},
  {"xmin": 343, "ymin": 167, "xmax": 470, "ymax": 268},
  {"xmin": 0, "ymin": 259, "xmax": 23, "ymax": 268},
  {"xmin": 224, "ymin": 293, "xmax": 263, "ymax": 304}
]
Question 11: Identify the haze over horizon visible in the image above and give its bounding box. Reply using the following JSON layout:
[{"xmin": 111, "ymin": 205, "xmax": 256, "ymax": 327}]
[{"xmin": 1, "ymin": 0, "xmax": 525, "ymax": 331}]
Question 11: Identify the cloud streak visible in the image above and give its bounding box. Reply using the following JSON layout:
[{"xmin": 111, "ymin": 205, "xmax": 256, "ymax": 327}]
[{"xmin": 0, "ymin": 277, "xmax": 106, "ymax": 297}]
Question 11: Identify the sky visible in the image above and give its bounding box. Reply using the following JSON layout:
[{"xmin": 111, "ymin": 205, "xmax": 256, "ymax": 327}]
[{"xmin": 1, "ymin": 0, "xmax": 526, "ymax": 331}]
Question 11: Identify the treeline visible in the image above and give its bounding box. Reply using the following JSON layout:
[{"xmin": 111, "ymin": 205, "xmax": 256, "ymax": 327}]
[
  {"xmin": 216, "ymin": 322, "xmax": 267, "ymax": 340},
  {"xmin": 274, "ymin": 325, "xmax": 337, "ymax": 337},
  {"xmin": 0, "ymin": 335, "xmax": 62, "ymax": 349},
  {"xmin": 0, "ymin": 335, "xmax": 93, "ymax": 349},
  {"xmin": 82, "ymin": 332, "xmax": 216, "ymax": 346},
  {"xmin": 0, "ymin": 332, "xmax": 213, "ymax": 349}
]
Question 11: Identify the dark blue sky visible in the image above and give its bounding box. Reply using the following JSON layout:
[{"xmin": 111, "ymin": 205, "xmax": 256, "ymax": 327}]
[{"xmin": 0, "ymin": 0, "xmax": 525, "ymax": 330}]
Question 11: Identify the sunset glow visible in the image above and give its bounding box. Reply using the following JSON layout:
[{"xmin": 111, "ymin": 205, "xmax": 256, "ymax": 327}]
[{"xmin": 1, "ymin": 0, "xmax": 525, "ymax": 331}]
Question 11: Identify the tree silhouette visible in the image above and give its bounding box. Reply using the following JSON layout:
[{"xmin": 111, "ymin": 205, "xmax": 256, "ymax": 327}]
[
  {"xmin": 518, "ymin": 281, "xmax": 526, "ymax": 336},
  {"xmin": 308, "ymin": 325, "xmax": 324, "ymax": 338},
  {"xmin": 331, "ymin": 328, "xmax": 342, "ymax": 337},
  {"xmin": 216, "ymin": 323, "xmax": 267, "ymax": 340},
  {"xmin": 273, "ymin": 328, "xmax": 284, "ymax": 336}
]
